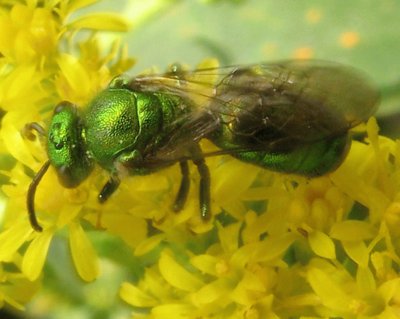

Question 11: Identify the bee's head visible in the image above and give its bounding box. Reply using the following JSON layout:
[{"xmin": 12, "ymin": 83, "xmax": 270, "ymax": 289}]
[
  {"xmin": 27, "ymin": 101, "xmax": 94, "ymax": 232},
  {"xmin": 47, "ymin": 101, "xmax": 94, "ymax": 188}
]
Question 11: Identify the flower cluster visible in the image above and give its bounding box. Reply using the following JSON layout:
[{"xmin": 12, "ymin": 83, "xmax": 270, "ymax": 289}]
[
  {"xmin": 0, "ymin": 1, "xmax": 399, "ymax": 318},
  {"xmin": 120, "ymin": 119, "xmax": 400, "ymax": 318},
  {"xmin": 0, "ymin": 0, "xmax": 133, "ymax": 308}
]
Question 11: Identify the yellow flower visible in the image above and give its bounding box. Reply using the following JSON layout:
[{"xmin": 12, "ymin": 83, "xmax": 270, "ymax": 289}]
[
  {"xmin": 0, "ymin": 1, "xmax": 399, "ymax": 318},
  {"xmin": 118, "ymin": 118, "xmax": 400, "ymax": 318},
  {"xmin": 0, "ymin": 252, "xmax": 40, "ymax": 310},
  {"xmin": 0, "ymin": 0, "xmax": 132, "ymax": 291}
]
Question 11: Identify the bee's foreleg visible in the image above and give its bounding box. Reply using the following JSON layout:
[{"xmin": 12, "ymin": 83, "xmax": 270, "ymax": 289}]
[
  {"xmin": 191, "ymin": 145, "xmax": 211, "ymax": 220},
  {"xmin": 173, "ymin": 160, "xmax": 190, "ymax": 212},
  {"xmin": 98, "ymin": 175, "xmax": 121, "ymax": 203}
]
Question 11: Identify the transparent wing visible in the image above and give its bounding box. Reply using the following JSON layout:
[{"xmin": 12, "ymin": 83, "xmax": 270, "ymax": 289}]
[{"xmin": 126, "ymin": 60, "xmax": 379, "ymax": 163}]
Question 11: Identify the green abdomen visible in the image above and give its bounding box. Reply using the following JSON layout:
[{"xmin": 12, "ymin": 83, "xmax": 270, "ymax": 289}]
[
  {"xmin": 209, "ymin": 123, "xmax": 350, "ymax": 177},
  {"xmin": 217, "ymin": 134, "xmax": 349, "ymax": 176}
]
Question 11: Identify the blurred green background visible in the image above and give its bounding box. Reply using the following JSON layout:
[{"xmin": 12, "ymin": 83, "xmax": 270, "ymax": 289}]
[
  {"xmin": 14, "ymin": 0, "xmax": 400, "ymax": 318},
  {"xmin": 81, "ymin": 0, "xmax": 400, "ymax": 133},
  {"xmin": 121, "ymin": 0, "xmax": 400, "ymax": 118}
]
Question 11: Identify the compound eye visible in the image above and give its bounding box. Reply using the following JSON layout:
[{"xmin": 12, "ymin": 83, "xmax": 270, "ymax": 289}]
[{"xmin": 57, "ymin": 164, "xmax": 81, "ymax": 188}]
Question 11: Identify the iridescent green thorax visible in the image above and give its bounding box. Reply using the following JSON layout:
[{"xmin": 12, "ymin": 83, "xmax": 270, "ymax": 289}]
[
  {"xmin": 83, "ymin": 87, "xmax": 192, "ymax": 173},
  {"xmin": 47, "ymin": 102, "xmax": 94, "ymax": 187},
  {"xmin": 83, "ymin": 88, "xmax": 140, "ymax": 170}
]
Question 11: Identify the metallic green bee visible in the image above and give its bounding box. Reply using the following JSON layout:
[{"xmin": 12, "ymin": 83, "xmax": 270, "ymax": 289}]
[{"xmin": 26, "ymin": 60, "xmax": 379, "ymax": 232}]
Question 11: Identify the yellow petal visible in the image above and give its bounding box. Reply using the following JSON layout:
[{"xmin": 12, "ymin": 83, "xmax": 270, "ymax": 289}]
[
  {"xmin": 134, "ymin": 234, "xmax": 165, "ymax": 256},
  {"xmin": 232, "ymin": 232, "xmax": 296, "ymax": 266},
  {"xmin": 356, "ymin": 266, "xmax": 376, "ymax": 295},
  {"xmin": 144, "ymin": 268, "xmax": 173, "ymax": 299},
  {"xmin": 213, "ymin": 159, "xmax": 260, "ymax": 205},
  {"xmin": 330, "ymin": 220, "xmax": 375, "ymax": 241},
  {"xmin": 1, "ymin": 113, "xmax": 37, "ymax": 168},
  {"xmin": 307, "ymin": 267, "xmax": 350, "ymax": 313},
  {"xmin": 1, "ymin": 64, "xmax": 39, "ymax": 106},
  {"xmin": 57, "ymin": 53, "xmax": 91, "ymax": 100},
  {"xmin": 190, "ymin": 58, "xmax": 219, "ymax": 90},
  {"xmin": 231, "ymin": 270, "xmax": 266, "ymax": 305},
  {"xmin": 69, "ymin": 221, "xmax": 99, "ymax": 282},
  {"xmin": 308, "ymin": 230, "xmax": 336, "ymax": 259},
  {"xmin": 0, "ymin": 14, "xmax": 13, "ymax": 57},
  {"xmin": 56, "ymin": 204, "xmax": 82, "ymax": 229},
  {"xmin": 191, "ymin": 278, "xmax": 233, "ymax": 306},
  {"xmin": 151, "ymin": 303, "xmax": 196, "ymax": 319},
  {"xmin": 119, "ymin": 282, "xmax": 158, "ymax": 307},
  {"xmin": 14, "ymin": 31, "xmax": 36, "ymax": 62},
  {"xmin": 196, "ymin": 58, "xmax": 219, "ymax": 69},
  {"xmin": 342, "ymin": 240, "xmax": 369, "ymax": 267},
  {"xmin": 0, "ymin": 221, "xmax": 33, "ymax": 261},
  {"xmin": 378, "ymin": 278, "xmax": 400, "ymax": 303},
  {"xmin": 102, "ymin": 213, "xmax": 148, "ymax": 248},
  {"xmin": 67, "ymin": 13, "xmax": 129, "ymax": 32},
  {"xmin": 217, "ymin": 222, "xmax": 241, "ymax": 254},
  {"xmin": 158, "ymin": 250, "xmax": 203, "ymax": 292},
  {"xmin": 65, "ymin": 0, "xmax": 99, "ymax": 13},
  {"xmin": 22, "ymin": 230, "xmax": 53, "ymax": 281},
  {"xmin": 190, "ymin": 254, "xmax": 219, "ymax": 276}
]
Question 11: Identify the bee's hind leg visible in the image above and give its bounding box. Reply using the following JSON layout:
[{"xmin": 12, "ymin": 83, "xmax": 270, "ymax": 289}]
[{"xmin": 173, "ymin": 160, "xmax": 190, "ymax": 212}]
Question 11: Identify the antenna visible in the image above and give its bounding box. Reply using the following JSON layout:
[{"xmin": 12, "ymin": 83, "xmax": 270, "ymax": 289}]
[{"xmin": 27, "ymin": 160, "xmax": 51, "ymax": 232}]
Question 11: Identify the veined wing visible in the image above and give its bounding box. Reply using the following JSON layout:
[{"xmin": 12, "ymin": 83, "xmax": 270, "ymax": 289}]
[{"xmin": 125, "ymin": 60, "xmax": 379, "ymax": 163}]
